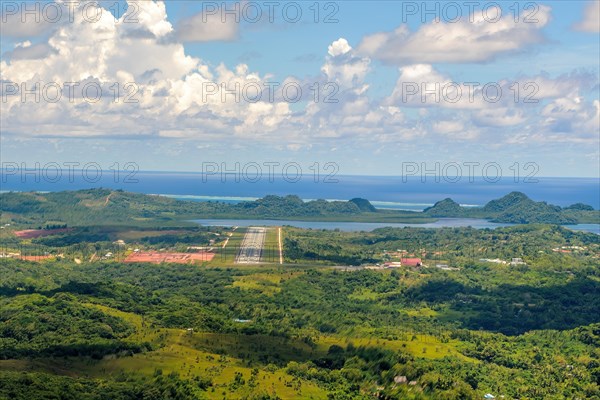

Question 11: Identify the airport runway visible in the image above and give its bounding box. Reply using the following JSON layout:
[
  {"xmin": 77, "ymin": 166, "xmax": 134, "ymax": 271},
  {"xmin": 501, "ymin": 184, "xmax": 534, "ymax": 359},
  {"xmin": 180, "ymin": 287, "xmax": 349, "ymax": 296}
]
[{"xmin": 235, "ymin": 227, "xmax": 267, "ymax": 264}]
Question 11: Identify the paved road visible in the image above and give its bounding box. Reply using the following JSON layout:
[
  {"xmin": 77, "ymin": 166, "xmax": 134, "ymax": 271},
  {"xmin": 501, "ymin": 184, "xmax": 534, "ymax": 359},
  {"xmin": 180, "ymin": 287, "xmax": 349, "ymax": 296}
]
[{"xmin": 235, "ymin": 227, "xmax": 267, "ymax": 264}]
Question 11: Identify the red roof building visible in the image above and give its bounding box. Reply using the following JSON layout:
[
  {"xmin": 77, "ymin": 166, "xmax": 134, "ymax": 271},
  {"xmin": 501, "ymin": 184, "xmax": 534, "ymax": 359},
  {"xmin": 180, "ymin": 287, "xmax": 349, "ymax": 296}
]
[{"xmin": 401, "ymin": 258, "xmax": 422, "ymax": 267}]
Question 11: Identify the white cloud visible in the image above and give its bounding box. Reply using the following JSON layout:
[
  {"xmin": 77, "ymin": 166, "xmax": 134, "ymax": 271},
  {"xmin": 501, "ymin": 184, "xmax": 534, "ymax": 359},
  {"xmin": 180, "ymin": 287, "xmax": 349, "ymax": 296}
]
[
  {"xmin": 432, "ymin": 120, "xmax": 464, "ymax": 134},
  {"xmin": 357, "ymin": 5, "xmax": 551, "ymax": 64},
  {"xmin": 4, "ymin": 41, "xmax": 57, "ymax": 60},
  {"xmin": 527, "ymin": 72, "xmax": 597, "ymax": 99},
  {"xmin": 541, "ymin": 96, "xmax": 600, "ymax": 137},
  {"xmin": 382, "ymin": 62, "xmax": 599, "ymax": 144},
  {"xmin": 386, "ymin": 64, "xmax": 488, "ymax": 109},
  {"xmin": 0, "ymin": 7, "xmax": 56, "ymax": 38},
  {"xmin": 0, "ymin": 1, "xmax": 278, "ymax": 140},
  {"xmin": 474, "ymin": 108, "xmax": 526, "ymax": 127},
  {"xmin": 321, "ymin": 37, "xmax": 370, "ymax": 88},
  {"xmin": 328, "ymin": 38, "xmax": 352, "ymax": 57},
  {"xmin": 574, "ymin": 1, "xmax": 600, "ymax": 33},
  {"xmin": 175, "ymin": 7, "xmax": 238, "ymax": 42},
  {"xmin": 0, "ymin": 1, "xmax": 597, "ymax": 154},
  {"xmin": 130, "ymin": 1, "xmax": 173, "ymax": 38}
]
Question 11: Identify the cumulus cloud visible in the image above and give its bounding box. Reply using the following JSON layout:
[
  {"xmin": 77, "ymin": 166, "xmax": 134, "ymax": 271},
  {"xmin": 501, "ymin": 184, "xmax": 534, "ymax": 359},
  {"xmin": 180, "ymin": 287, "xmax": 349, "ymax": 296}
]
[
  {"xmin": 321, "ymin": 38, "xmax": 370, "ymax": 88},
  {"xmin": 328, "ymin": 38, "xmax": 352, "ymax": 57},
  {"xmin": 4, "ymin": 41, "xmax": 57, "ymax": 60},
  {"xmin": 0, "ymin": 6, "xmax": 57, "ymax": 38},
  {"xmin": 357, "ymin": 5, "xmax": 551, "ymax": 64},
  {"xmin": 432, "ymin": 118, "xmax": 479, "ymax": 140},
  {"xmin": 381, "ymin": 62, "xmax": 599, "ymax": 144},
  {"xmin": 175, "ymin": 8, "xmax": 239, "ymax": 42},
  {"xmin": 432, "ymin": 119, "xmax": 464, "ymax": 134},
  {"xmin": 541, "ymin": 96, "xmax": 600, "ymax": 137},
  {"xmin": 387, "ymin": 64, "xmax": 597, "ymax": 112},
  {"xmin": 0, "ymin": 1, "xmax": 597, "ymax": 152},
  {"xmin": 0, "ymin": 1, "xmax": 279, "ymax": 140},
  {"xmin": 473, "ymin": 108, "xmax": 526, "ymax": 127},
  {"xmin": 386, "ymin": 64, "xmax": 490, "ymax": 109},
  {"xmin": 574, "ymin": 1, "xmax": 600, "ymax": 32}
]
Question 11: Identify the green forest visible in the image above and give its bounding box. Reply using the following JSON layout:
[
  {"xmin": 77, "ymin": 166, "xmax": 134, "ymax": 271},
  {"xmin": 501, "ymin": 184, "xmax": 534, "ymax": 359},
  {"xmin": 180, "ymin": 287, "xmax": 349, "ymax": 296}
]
[
  {"xmin": 0, "ymin": 252, "xmax": 599, "ymax": 399},
  {"xmin": 1, "ymin": 189, "xmax": 597, "ymax": 226},
  {"xmin": 0, "ymin": 190, "xmax": 599, "ymax": 399}
]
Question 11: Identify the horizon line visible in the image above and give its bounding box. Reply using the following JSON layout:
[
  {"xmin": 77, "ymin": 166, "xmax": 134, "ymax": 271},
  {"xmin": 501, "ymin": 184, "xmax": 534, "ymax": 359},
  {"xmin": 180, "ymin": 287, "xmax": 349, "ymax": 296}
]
[{"xmin": 1, "ymin": 168, "xmax": 599, "ymax": 180}]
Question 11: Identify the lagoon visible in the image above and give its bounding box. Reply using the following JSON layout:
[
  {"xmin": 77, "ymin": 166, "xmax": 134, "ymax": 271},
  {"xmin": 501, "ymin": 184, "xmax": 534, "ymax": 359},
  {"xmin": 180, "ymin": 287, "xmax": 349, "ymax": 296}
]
[
  {"xmin": 193, "ymin": 218, "xmax": 514, "ymax": 232},
  {"xmin": 192, "ymin": 218, "xmax": 599, "ymax": 234}
]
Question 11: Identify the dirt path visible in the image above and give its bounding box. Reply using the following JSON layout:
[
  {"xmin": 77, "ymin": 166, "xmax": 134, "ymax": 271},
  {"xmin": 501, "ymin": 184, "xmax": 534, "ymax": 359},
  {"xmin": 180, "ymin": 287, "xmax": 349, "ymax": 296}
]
[{"xmin": 104, "ymin": 192, "xmax": 113, "ymax": 206}]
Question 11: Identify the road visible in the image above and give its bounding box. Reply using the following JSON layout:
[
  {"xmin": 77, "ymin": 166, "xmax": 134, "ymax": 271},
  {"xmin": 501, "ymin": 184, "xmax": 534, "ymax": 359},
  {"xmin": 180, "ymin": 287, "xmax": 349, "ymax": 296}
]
[{"xmin": 235, "ymin": 227, "xmax": 267, "ymax": 264}]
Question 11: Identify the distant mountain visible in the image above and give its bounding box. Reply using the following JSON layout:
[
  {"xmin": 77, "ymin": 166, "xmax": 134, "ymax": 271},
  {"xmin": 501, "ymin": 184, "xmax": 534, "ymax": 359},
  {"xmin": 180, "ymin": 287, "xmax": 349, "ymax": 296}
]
[
  {"xmin": 482, "ymin": 191, "xmax": 533, "ymax": 213},
  {"xmin": 1, "ymin": 189, "xmax": 597, "ymax": 227},
  {"xmin": 423, "ymin": 198, "xmax": 465, "ymax": 217},
  {"xmin": 349, "ymin": 198, "xmax": 377, "ymax": 212},
  {"xmin": 484, "ymin": 192, "xmax": 576, "ymax": 224},
  {"xmin": 237, "ymin": 195, "xmax": 362, "ymax": 217},
  {"xmin": 564, "ymin": 203, "xmax": 595, "ymax": 211},
  {"xmin": 424, "ymin": 191, "xmax": 597, "ymax": 224}
]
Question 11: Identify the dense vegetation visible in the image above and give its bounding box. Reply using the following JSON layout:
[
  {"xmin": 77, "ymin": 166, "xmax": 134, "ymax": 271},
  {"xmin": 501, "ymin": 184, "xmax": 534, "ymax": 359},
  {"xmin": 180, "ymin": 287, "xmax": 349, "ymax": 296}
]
[
  {"xmin": 2, "ymin": 189, "xmax": 597, "ymax": 228},
  {"xmin": 424, "ymin": 191, "xmax": 599, "ymax": 224},
  {"xmin": 1, "ymin": 190, "xmax": 599, "ymax": 399},
  {"xmin": 0, "ymin": 190, "xmax": 383, "ymax": 227},
  {"xmin": 284, "ymin": 223, "xmax": 599, "ymax": 266},
  {"xmin": 0, "ymin": 293, "xmax": 147, "ymax": 359},
  {"xmin": 0, "ymin": 371, "xmax": 208, "ymax": 400},
  {"xmin": 0, "ymin": 220, "xmax": 599, "ymax": 398}
]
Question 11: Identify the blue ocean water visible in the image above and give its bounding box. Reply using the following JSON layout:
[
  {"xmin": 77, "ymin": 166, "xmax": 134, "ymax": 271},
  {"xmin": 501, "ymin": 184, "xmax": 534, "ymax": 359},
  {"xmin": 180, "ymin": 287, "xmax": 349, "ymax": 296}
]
[{"xmin": 1, "ymin": 170, "xmax": 599, "ymax": 210}]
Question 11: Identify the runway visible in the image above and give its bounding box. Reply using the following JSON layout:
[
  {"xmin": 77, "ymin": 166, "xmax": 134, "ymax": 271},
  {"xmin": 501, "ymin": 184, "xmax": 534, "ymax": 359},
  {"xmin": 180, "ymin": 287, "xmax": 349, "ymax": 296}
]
[{"xmin": 235, "ymin": 227, "xmax": 266, "ymax": 264}]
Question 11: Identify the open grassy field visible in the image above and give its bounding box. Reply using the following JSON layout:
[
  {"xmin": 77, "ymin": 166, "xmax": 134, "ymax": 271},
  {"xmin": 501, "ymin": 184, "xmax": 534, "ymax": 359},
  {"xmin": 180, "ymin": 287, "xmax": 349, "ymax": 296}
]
[
  {"xmin": 261, "ymin": 227, "xmax": 281, "ymax": 264},
  {"xmin": 207, "ymin": 227, "xmax": 246, "ymax": 267},
  {"xmin": 230, "ymin": 271, "xmax": 302, "ymax": 296}
]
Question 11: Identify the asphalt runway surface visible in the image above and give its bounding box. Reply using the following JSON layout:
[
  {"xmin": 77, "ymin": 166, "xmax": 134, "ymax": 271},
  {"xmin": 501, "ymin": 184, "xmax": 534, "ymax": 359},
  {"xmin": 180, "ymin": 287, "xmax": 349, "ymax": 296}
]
[{"xmin": 235, "ymin": 227, "xmax": 267, "ymax": 264}]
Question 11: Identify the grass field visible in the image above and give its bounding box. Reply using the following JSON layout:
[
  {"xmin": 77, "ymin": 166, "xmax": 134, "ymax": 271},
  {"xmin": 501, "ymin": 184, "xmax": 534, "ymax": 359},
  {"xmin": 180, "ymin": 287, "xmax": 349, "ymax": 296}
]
[
  {"xmin": 261, "ymin": 227, "xmax": 280, "ymax": 264},
  {"xmin": 230, "ymin": 272, "xmax": 302, "ymax": 296},
  {"xmin": 208, "ymin": 227, "xmax": 246, "ymax": 267}
]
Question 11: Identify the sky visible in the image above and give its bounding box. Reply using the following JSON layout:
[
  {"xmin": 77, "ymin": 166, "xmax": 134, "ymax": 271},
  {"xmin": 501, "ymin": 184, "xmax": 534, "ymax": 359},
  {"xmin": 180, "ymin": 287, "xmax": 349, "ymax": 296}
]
[{"xmin": 1, "ymin": 0, "xmax": 599, "ymax": 178}]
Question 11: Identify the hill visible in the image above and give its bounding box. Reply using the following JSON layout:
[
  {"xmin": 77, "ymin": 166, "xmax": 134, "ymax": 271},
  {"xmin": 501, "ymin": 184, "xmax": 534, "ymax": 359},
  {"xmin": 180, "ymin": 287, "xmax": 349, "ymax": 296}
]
[
  {"xmin": 0, "ymin": 190, "xmax": 380, "ymax": 227},
  {"xmin": 423, "ymin": 198, "xmax": 466, "ymax": 217},
  {"xmin": 1, "ymin": 189, "xmax": 597, "ymax": 227},
  {"xmin": 349, "ymin": 198, "xmax": 377, "ymax": 212},
  {"xmin": 424, "ymin": 191, "xmax": 598, "ymax": 224}
]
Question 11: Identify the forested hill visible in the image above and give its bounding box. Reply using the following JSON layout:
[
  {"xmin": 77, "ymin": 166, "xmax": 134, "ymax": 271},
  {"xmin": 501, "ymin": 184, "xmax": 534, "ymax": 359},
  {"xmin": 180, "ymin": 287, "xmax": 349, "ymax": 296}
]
[
  {"xmin": 0, "ymin": 190, "xmax": 377, "ymax": 226},
  {"xmin": 1, "ymin": 189, "xmax": 597, "ymax": 227},
  {"xmin": 424, "ymin": 191, "xmax": 599, "ymax": 224}
]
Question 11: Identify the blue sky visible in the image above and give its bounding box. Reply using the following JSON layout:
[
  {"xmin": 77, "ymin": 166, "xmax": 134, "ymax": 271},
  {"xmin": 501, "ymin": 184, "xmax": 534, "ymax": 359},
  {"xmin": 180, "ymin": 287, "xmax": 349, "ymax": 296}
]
[{"xmin": 1, "ymin": 1, "xmax": 599, "ymax": 177}]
